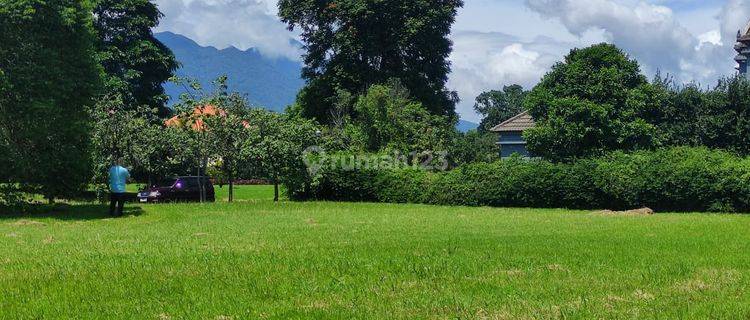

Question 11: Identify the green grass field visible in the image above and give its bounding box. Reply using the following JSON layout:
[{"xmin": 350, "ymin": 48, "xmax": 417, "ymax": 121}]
[{"xmin": 2, "ymin": 186, "xmax": 750, "ymax": 319}]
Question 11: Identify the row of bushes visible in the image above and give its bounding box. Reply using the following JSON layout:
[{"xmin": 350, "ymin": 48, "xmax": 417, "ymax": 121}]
[{"xmin": 303, "ymin": 147, "xmax": 750, "ymax": 212}]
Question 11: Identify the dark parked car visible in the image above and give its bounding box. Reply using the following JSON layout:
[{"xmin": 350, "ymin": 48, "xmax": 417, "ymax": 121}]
[{"xmin": 137, "ymin": 176, "xmax": 215, "ymax": 203}]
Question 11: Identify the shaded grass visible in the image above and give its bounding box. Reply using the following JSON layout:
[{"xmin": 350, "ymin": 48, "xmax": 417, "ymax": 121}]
[{"xmin": 1, "ymin": 186, "xmax": 749, "ymax": 319}]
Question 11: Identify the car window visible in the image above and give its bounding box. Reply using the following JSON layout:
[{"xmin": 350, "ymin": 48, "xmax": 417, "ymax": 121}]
[
  {"xmin": 155, "ymin": 178, "xmax": 177, "ymax": 187},
  {"xmin": 201, "ymin": 178, "xmax": 212, "ymax": 186},
  {"xmin": 184, "ymin": 178, "xmax": 199, "ymax": 188}
]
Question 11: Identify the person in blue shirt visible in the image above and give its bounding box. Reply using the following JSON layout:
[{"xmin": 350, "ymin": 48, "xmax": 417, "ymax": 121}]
[{"xmin": 108, "ymin": 158, "xmax": 130, "ymax": 216}]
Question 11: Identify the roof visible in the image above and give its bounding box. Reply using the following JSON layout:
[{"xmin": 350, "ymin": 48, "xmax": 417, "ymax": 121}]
[
  {"xmin": 490, "ymin": 111, "xmax": 536, "ymax": 132},
  {"xmin": 737, "ymin": 21, "xmax": 750, "ymax": 42}
]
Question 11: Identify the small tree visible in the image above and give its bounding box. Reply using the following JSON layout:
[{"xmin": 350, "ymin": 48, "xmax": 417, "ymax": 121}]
[
  {"xmin": 203, "ymin": 94, "xmax": 251, "ymax": 202},
  {"xmin": 244, "ymin": 110, "xmax": 319, "ymax": 202},
  {"xmin": 167, "ymin": 77, "xmax": 253, "ymax": 202}
]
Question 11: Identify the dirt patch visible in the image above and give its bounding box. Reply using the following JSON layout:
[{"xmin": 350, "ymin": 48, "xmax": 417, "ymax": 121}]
[
  {"xmin": 10, "ymin": 219, "xmax": 46, "ymax": 227},
  {"xmin": 42, "ymin": 235, "xmax": 55, "ymax": 244},
  {"xmin": 546, "ymin": 264, "xmax": 568, "ymax": 272},
  {"xmin": 632, "ymin": 289, "xmax": 654, "ymax": 301},
  {"xmin": 192, "ymin": 232, "xmax": 209, "ymax": 237},
  {"xmin": 305, "ymin": 218, "xmax": 318, "ymax": 226},
  {"xmin": 675, "ymin": 268, "xmax": 740, "ymax": 293},
  {"xmin": 302, "ymin": 300, "xmax": 329, "ymax": 310},
  {"xmin": 496, "ymin": 269, "xmax": 525, "ymax": 277},
  {"xmin": 597, "ymin": 208, "xmax": 654, "ymax": 216}
]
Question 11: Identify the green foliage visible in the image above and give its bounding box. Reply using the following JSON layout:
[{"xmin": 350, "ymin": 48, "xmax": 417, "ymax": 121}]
[
  {"xmin": 653, "ymin": 75, "xmax": 750, "ymax": 156},
  {"xmin": 278, "ymin": 0, "xmax": 463, "ymax": 123},
  {"xmin": 89, "ymin": 94, "xmax": 186, "ymax": 190},
  {"xmin": 243, "ymin": 109, "xmax": 320, "ymax": 201},
  {"xmin": 525, "ymin": 44, "xmax": 659, "ymax": 161},
  {"xmin": 352, "ymin": 82, "xmax": 454, "ymax": 153},
  {"xmin": 306, "ymin": 147, "xmax": 750, "ymax": 213},
  {"xmin": 448, "ymin": 130, "xmax": 499, "ymax": 166},
  {"xmin": 0, "ymin": 0, "xmax": 102, "ymax": 200},
  {"xmin": 473, "ymin": 84, "xmax": 526, "ymax": 132},
  {"xmin": 93, "ymin": 0, "xmax": 177, "ymax": 115}
]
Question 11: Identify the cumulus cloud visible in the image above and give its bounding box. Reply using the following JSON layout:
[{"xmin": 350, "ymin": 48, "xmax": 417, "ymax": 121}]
[
  {"xmin": 448, "ymin": 31, "xmax": 571, "ymax": 122},
  {"xmin": 148, "ymin": 0, "xmax": 750, "ymax": 122},
  {"xmin": 154, "ymin": 0, "xmax": 301, "ymax": 60},
  {"xmin": 524, "ymin": 0, "xmax": 734, "ymax": 83},
  {"xmin": 720, "ymin": 0, "xmax": 750, "ymax": 42}
]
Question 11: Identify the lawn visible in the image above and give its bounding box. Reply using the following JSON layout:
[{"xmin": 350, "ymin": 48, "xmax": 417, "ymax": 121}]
[{"xmin": 1, "ymin": 186, "xmax": 750, "ymax": 319}]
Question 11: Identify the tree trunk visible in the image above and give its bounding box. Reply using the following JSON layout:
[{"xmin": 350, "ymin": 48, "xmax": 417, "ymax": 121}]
[
  {"xmin": 228, "ymin": 172, "xmax": 234, "ymax": 203},
  {"xmin": 273, "ymin": 172, "xmax": 279, "ymax": 202}
]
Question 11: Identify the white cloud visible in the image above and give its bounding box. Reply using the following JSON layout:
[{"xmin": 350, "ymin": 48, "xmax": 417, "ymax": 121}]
[
  {"xmin": 154, "ymin": 0, "xmax": 301, "ymax": 60},
  {"xmin": 697, "ymin": 30, "xmax": 722, "ymax": 48},
  {"xmin": 448, "ymin": 0, "xmax": 746, "ymax": 121},
  {"xmin": 151, "ymin": 0, "xmax": 750, "ymax": 122},
  {"xmin": 525, "ymin": 0, "xmax": 705, "ymax": 79},
  {"xmin": 719, "ymin": 0, "xmax": 750, "ymax": 43},
  {"xmin": 448, "ymin": 31, "xmax": 564, "ymax": 122}
]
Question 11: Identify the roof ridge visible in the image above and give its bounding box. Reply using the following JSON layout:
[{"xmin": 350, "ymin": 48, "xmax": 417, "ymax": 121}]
[{"xmin": 490, "ymin": 111, "xmax": 534, "ymax": 132}]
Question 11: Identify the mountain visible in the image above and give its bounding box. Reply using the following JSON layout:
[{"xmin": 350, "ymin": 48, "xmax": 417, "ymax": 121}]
[
  {"xmin": 156, "ymin": 32, "xmax": 478, "ymax": 130},
  {"xmin": 155, "ymin": 31, "xmax": 304, "ymax": 112},
  {"xmin": 457, "ymin": 120, "xmax": 479, "ymax": 133}
]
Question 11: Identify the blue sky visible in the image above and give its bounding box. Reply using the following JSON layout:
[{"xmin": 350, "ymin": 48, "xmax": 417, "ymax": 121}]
[{"xmin": 154, "ymin": 0, "xmax": 750, "ymax": 122}]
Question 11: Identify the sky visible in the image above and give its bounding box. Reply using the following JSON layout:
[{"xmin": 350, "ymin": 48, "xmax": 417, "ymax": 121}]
[{"xmin": 154, "ymin": 0, "xmax": 750, "ymax": 122}]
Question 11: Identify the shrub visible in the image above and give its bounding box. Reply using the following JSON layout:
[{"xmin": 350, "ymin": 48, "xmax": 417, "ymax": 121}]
[{"xmin": 298, "ymin": 147, "xmax": 750, "ymax": 213}]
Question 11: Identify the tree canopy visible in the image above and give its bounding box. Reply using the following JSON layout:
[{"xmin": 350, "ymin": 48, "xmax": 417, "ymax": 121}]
[
  {"xmin": 474, "ymin": 84, "xmax": 527, "ymax": 132},
  {"xmin": 524, "ymin": 43, "xmax": 659, "ymax": 161},
  {"xmin": 93, "ymin": 0, "xmax": 178, "ymax": 116},
  {"xmin": 0, "ymin": 0, "xmax": 102, "ymax": 201},
  {"xmin": 353, "ymin": 81, "xmax": 454, "ymax": 153},
  {"xmin": 278, "ymin": 0, "xmax": 463, "ymax": 123}
]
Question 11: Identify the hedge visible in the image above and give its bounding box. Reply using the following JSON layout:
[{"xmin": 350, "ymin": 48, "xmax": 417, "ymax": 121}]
[{"xmin": 299, "ymin": 147, "xmax": 750, "ymax": 213}]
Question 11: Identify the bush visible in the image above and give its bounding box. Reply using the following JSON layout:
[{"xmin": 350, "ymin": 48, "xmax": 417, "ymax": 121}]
[{"xmin": 298, "ymin": 147, "xmax": 750, "ymax": 212}]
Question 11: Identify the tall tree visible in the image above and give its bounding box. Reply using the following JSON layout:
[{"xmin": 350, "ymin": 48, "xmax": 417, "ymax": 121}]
[
  {"xmin": 0, "ymin": 0, "xmax": 102, "ymax": 201},
  {"xmin": 93, "ymin": 0, "xmax": 177, "ymax": 116},
  {"xmin": 524, "ymin": 44, "xmax": 659, "ymax": 162},
  {"xmin": 473, "ymin": 84, "xmax": 527, "ymax": 132},
  {"xmin": 278, "ymin": 0, "xmax": 463, "ymax": 123}
]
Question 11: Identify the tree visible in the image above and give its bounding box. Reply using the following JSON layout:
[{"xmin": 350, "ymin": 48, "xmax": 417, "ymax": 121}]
[
  {"xmin": 203, "ymin": 94, "xmax": 252, "ymax": 203},
  {"xmin": 0, "ymin": 0, "xmax": 102, "ymax": 201},
  {"xmin": 474, "ymin": 84, "xmax": 527, "ymax": 132},
  {"xmin": 278, "ymin": 0, "xmax": 463, "ymax": 123},
  {"xmin": 244, "ymin": 110, "xmax": 320, "ymax": 202},
  {"xmin": 353, "ymin": 81, "xmax": 454, "ymax": 153},
  {"xmin": 93, "ymin": 0, "xmax": 178, "ymax": 116},
  {"xmin": 524, "ymin": 44, "xmax": 659, "ymax": 161},
  {"xmin": 449, "ymin": 130, "xmax": 499, "ymax": 166},
  {"xmin": 654, "ymin": 75, "xmax": 750, "ymax": 156},
  {"xmin": 89, "ymin": 95, "xmax": 182, "ymax": 193}
]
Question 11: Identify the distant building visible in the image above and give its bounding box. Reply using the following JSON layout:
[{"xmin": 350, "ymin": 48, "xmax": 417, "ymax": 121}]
[
  {"xmin": 490, "ymin": 111, "xmax": 535, "ymax": 158},
  {"xmin": 735, "ymin": 22, "xmax": 750, "ymax": 76}
]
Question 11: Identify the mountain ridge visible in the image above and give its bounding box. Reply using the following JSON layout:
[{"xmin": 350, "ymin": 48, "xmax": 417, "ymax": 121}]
[
  {"xmin": 156, "ymin": 31, "xmax": 304, "ymax": 112},
  {"xmin": 156, "ymin": 31, "xmax": 479, "ymax": 131}
]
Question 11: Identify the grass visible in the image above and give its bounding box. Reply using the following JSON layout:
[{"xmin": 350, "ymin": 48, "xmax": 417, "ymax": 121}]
[{"xmin": 1, "ymin": 186, "xmax": 750, "ymax": 319}]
